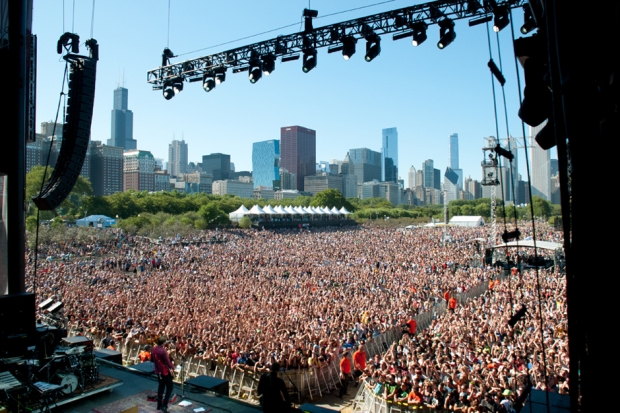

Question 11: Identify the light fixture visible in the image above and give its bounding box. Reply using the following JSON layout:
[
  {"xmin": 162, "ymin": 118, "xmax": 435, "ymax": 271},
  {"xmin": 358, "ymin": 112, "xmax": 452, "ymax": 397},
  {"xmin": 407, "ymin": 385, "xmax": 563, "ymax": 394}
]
[
  {"xmin": 214, "ymin": 67, "xmax": 226, "ymax": 84},
  {"xmin": 173, "ymin": 78, "xmax": 184, "ymax": 94},
  {"xmin": 501, "ymin": 229, "xmax": 521, "ymax": 243},
  {"xmin": 302, "ymin": 50, "xmax": 317, "ymax": 73},
  {"xmin": 494, "ymin": 144, "xmax": 514, "ymax": 161},
  {"xmin": 202, "ymin": 71, "xmax": 215, "ymax": 92},
  {"xmin": 342, "ymin": 36, "xmax": 356, "ymax": 60},
  {"xmin": 520, "ymin": 4, "xmax": 537, "ymax": 34},
  {"xmin": 364, "ymin": 35, "xmax": 380, "ymax": 62},
  {"xmin": 411, "ymin": 22, "xmax": 427, "ymax": 46},
  {"xmin": 248, "ymin": 59, "xmax": 262, "ymax": 83},
  {"xmin": 493, "ymin": 7, "xmax": 509, "ymax": 32},
  {"xmin": 262, "ymin": 54, "xmax": 276, "ymax": 75},
  {"xmin": 163, "ymin": 80, "xmax": 175, "ymax": 100},
  {"xmin": 535, "ymin": 122, "xmax": 556, "ymax": 150},
  {"xmin": 437, "ymin": 19, "xmax": 456, "ymax": 49}
]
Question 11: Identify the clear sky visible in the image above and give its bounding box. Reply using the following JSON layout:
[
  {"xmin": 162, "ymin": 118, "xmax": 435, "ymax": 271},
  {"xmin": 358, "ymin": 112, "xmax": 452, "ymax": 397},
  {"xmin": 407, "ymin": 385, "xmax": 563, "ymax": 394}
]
[{"xmin": 32, "ymin": 0, "xmax": 553, "ymax": 183}]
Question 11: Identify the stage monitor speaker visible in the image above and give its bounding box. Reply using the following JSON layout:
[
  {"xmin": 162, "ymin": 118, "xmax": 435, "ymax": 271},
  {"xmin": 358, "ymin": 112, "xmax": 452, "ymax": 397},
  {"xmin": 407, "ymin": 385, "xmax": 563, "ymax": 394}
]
[
  {"xmin": 32, "ymin": 44, "xmax": 98, "ymax": 211},
  {"xmin": 184, "ymin": 375, "xmax": 229, "ymax": 396},
  {"xmin": 299, "ymin": 404, "xmax": 339, "ymax": 413},
  {"xmin": 94, "ymin": 348, "xmax": 122, "ymax": 364},
  {"xmin": 61, "ymin": 335, "xmax": 93, "ymax": 349}
]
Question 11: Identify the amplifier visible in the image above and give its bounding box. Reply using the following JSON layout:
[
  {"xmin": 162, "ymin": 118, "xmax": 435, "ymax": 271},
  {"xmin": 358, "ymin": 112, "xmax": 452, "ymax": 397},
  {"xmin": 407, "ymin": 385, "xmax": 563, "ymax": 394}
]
[{"xmin": 61, "ymin": 336, "xmax": 93, "ymax": 348}]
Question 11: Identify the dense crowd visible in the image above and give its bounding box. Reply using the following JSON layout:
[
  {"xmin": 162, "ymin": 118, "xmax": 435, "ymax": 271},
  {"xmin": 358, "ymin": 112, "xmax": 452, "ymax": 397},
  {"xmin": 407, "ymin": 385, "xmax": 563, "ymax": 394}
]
[{"xmin": 26, "ymin": 222, "xmax": 567, "ymax": 410}]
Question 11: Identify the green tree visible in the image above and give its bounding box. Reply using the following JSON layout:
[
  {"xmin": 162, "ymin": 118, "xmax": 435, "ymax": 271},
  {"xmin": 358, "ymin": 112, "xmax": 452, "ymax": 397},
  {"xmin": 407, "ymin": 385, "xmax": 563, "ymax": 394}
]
[
  {"xmin": 198, "ymin": 203, "xmax": 228, "ymax": 225},
  {"xmin": 460, "ymin": 204, "xmax": 474, "ymax": 215},
  {"xmin": 26, "ymin": 165, "xmax": 93, "ymax": 217},
  {"xmin": 238, "ymin": 216, "xmax": 252, "ymax": 229},
  {"xmin": 310, "ymin": 189, "xmax": 353, "ymax": 211},
  {"xmin": 475, "ymin": 202, "xmax": 491, "ymax": 218},
  {"xmin": 532, "ymin": 196, "xmax": 552, "ymax": 218}
]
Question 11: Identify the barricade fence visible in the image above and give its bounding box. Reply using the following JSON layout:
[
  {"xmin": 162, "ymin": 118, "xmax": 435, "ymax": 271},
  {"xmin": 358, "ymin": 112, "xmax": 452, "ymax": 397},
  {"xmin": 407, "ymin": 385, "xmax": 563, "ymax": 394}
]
[{"xmin": 71, "ymin": 274, "xmax": 503, "ymax": 407}]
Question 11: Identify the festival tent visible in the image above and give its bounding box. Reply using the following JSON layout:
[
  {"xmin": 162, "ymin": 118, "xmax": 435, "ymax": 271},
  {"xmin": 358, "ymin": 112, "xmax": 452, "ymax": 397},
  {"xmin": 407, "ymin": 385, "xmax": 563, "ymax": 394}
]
[
  {"xmin": 229, "ymin": 205, "xmax": 250, "ymax": 222},
  {"xmin": 449, "ymin": 216, "xmax": 485, "ymax": 227},
  {"xmin": 274, "ymin": 205, "xmax": 288, "ymax": 214},
  {"xmin": 248, "ymin": 205, "xmax": 266, "ymax": 215},
  {"xmin": 76, "ymin": 215, "xmax": 116, "ymax": 228},
  {"xmin": 339, "ymin": 207, "xmax": 353, "ymax": 215},
  {"xmin": 263, "ymin": 205, "xmax": 278, "ymax": 215},
  {"xmin": 331, "ymin": 207, "xmax": 341, "ymax": 214}
]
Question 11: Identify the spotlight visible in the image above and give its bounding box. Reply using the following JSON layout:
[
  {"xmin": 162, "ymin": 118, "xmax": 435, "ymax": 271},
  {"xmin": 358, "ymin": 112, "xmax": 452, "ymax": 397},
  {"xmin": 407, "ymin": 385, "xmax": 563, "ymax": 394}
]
[
  {"xmin": 163, "ymin": 81, "xmax": 175, "ymax": 100},
  {"xmin": 520, "ymin": 4, "xmax": 537, "ymax": 34},
  {"xmin": 262, "ymin": 54, "xmax": 276, "ymax": 75},
  {"xmin": 508, "ymin": 305, "xmax": 527, "ymax": 327},
  {"xmin": 411, "ymin": 22, "xmax": 427, "ymax": 46},
  {"xmin": 173, "ymin": 79, "xmax": 184, "ymax": 94},
  {"xmin": 494, "ymin": 144, "xmax": 514, "ymax": 161},
  {"xmin": 214, "ymin": 67, "xmax": 226, "ymax": 84},
  {"xmin": 493, "ymin": 8, "xmax": 509, "ymax": 33},
  {"xmin": 302, "ymin": 50, "xmax": 317, "ymax": 73},
  {"xmin": 249, "ymin": 59, "xmax": 262, "ymax": 84},
  {"xmin": 342, "ymin": 36, "xmax": 356, "ymax": 60},
  {"xmin": 501, "ymin": 229, "xmax": 521, "ymax": 243},
  {"xmin": 364, "ymin": 35, "xmax": 381, "ymax": 62},
  {"xmin": 437, "ymin": 19, "xmax": 456, "ymax": 49},
  {"xmin": 202, "ymin": 71, "xmax": 215, "ymax": 92},
  {"xmin": 515, "ymin": 35, "xmax": 551, "ymax": 127}
]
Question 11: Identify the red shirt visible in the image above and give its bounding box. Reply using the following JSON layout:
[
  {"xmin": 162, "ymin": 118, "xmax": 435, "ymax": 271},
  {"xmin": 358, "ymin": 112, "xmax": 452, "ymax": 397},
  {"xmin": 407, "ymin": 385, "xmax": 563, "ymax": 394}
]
[
  {"xmin": 406, "ymin": 319, "xmax": 417, "ymax": 334},
  {"xmin": 340, "ymin": 357, "xmax": 351, "ymax": 374},
  {"xmin": 152, "ymin": 345, "xmax": 174, "ymax": 376},
  {"xmin": 353, "ymin": 350, "xmax": 366, "ymax": 370}
]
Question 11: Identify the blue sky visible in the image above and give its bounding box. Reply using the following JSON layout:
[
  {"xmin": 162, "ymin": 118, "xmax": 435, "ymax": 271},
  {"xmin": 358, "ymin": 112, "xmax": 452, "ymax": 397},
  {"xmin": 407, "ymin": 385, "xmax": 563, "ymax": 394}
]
[{"xmin": 32, "ymin": 0, "xmax": 553, "ymax": 182}]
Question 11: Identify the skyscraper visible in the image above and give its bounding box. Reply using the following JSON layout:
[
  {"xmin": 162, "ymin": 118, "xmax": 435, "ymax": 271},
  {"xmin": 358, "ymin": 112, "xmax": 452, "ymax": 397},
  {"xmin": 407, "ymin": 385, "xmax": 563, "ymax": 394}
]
[
  {"xmin": 108, "ymin": 87, "xmax": 136, "ymax": 150},
  {"xmin": 445, "ymin": 133, "xmax": 462, "ymax": 202},
  {"xmin": 449, "ymin": 133, "xmax": 459, "ymax": 169},
  {"xmin": 123, "ymin": 150, "xmax": 155, "ymax": 192},
  {"xmin": 90, "ymin": 141, "xmax": 123, "ymax": 196},
  {"xmin": 407, "ymin": 166, "xmax": 416, "ymax": 189},
  {"xmin": 348, "ymin": 148, "xmax": 382, "ymax": 185},
  {"xmin": 423, "ymin": 159, "xmax": 434, "ymax": 188},
  {"xmin": 381, "ymin": 127, "xmax": 398, "ymax": 182},
  {"xmin": 202, "ymin": 153, "xmax": 231, "ymax": 181},
  {"xmin": 168, "ymin": 139, "xmax": 188, "ymax": 177},
  {"xmin": 280, "ymin": 126, "xmax": 316, "ymax": 191},
  {"xmin": 252, "ymin": 139, "xmax": 280, "ymax": 189},
  {"xmin": 529, "ymin": 123, "xmax": 551, "ymax": 200}
]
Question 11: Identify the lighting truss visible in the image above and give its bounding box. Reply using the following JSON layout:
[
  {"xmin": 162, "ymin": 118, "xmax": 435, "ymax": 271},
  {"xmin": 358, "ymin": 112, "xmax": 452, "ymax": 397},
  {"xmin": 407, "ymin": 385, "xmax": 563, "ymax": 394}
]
[{"xmin": 147, "ymin": 0, "xmax": 526, "ymax": 89}]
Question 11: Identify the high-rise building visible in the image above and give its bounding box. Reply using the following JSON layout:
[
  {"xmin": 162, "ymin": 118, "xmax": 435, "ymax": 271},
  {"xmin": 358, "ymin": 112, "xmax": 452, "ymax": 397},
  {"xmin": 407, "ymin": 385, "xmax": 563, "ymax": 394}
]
[
  {"xmin": 123, "ymin": 150, "xmax": 155, "ymax": 192},
  {"xmin": 304, "ymin": 174, "xmax": 344, "ymax": 196},
  {"xmin": 348, "ymin": 148, "xmax": 382, "ymax": 185},
  {"xmin": 40, "ymin": 121, "xmax": 63, "ymax": 139},
  {"xmin": 280, "ymin": 126, "xmax": 316, "ymax": 191},
  {"xmin": 529, "ymin": 123, "xmax": 551, "ymax": 200},
  {"xmin": 449, "ymin": 133, "xmax": 459, "ymax": 169},
  {"xmin": 423, "ymin": 159, "xmax": 434, "ymax": 189},
  {"xmin": 407, "ymin": 166, "xmax": 416, "ymax": 190},
  {"xmin": 445, "ymin": 133, "xmax": 463, "ymax": 202},
  {"xmin": 202, "ymin": 153, "xmax": 231, "ymax": 181},
  {"xmin": 90, "ymin": 141, "xmax": 124, "ymax": 196},
  {"xmin": 212, "ymin": 180, "xmax": 253, "ymax": 198},
  {"xmin": 168, "ymin": 139, "xmax": 188, "ymax": 177},
  {"xmin": 434, "ymin": 168, "xmax": 441, "ymax": 190},
  {"xmin": 252, "ymin": 139, "xmax": 280, "ymax": 188},
  {"xmin": 108, "ymin": 87, "xmax": 136, "ymax": 150},
  {"xmin": 381, "ymin": 127, "xmax": 398, "ymax": 182}
]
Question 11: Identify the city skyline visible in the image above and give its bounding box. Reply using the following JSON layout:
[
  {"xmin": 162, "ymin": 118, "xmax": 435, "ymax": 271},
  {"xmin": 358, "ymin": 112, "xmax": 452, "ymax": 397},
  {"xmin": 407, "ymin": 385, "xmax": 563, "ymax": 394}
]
[{"xmin": 32, "ymin": 0, "xmax": 558, "ymax": 185}]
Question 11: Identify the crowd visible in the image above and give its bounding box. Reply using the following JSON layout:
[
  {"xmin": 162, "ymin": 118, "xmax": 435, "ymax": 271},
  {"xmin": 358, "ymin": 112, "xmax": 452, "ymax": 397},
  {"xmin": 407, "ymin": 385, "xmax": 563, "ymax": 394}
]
[{"xmin": 26, "ymin": 222, "xmax": 567, "ymax": 410}]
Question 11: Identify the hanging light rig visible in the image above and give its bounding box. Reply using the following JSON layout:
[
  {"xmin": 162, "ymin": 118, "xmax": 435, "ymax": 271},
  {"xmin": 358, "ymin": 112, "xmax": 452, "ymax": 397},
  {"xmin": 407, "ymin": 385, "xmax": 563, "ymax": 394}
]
[{"xmin": 148, "ymin": 0, "xmax": 527, "ymax": 99}]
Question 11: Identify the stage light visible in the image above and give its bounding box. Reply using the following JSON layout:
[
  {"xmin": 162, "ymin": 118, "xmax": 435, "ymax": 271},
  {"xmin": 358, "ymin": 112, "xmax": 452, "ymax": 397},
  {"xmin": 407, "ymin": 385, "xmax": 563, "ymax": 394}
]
[
  {"xmin": 263, "ymin": 54, "xmax": 276, "ymax": 75},
  {"xmin": 281, "ymin": 54, "xmax": 300, "ymax": 63},
  {"xmin": 302, "ymin": 50, "xmax": 317, "ymax": 73},
  {"xmin": 520, "ymin": 4, "xmax": 537, "ymax": 34},
  {"xmin": 342, "ymin": 36, "xmax": 356, "ymax": 60},
  {"xmin": 515, "ymin": 35, "xmax": 551, "ymax": 128},
  {"xmin": 248, "ymin": 59, "xmax": 262, "ymax": 83},
  {"xmin": 508, "ymin": 305, "xmax": 527, "ymax": 327},
  {"xmin": 437, "ymin": 19, "xmax": 456, "ymax": 49},
  {"xmin": 501, "ymin": 229, "xmax": 521, "ymax": 243},
  {"xmin": 411, "ymin": 22, "xmax": 427, "ymax": 46},
  {"xmin": 214, "ymin": 67, "xmax": 226, "ymax": 84},
  {"xmin": 365, "ymin": 35, "xmax": 381, "ymax": 62},
  {"xmin": 203, "ymin": 72, "xmax": 216, "ymax": 92},
  {"xmin": 163, "ymin": 81, "xmax": 175, "ymax": 100},
  {"xmin": 468, "ymin": 15, "xmax": 492, "ymax": 27},
  {"xmin": 493, "ymin": 8, "xmax": 509, "ymax": 32},
  {"xmin": 173, "ymin": 78, "xmax": 184, "ymax": 94},
  {"xmin": 535, "ymin": 122, "xmax": 556, "ymax": 150}
]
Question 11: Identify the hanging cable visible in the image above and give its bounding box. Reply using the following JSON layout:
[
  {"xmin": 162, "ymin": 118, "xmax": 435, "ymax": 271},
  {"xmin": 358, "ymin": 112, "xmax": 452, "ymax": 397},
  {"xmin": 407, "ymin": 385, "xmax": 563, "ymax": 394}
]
[
  {"xmin": 32, "ymin": 64, "xmax": 69, "ymax": 298},
  {"xmin": 175, "ymin": 0, "xmax": 395, "ymax": 58},
  {"xmin": 485, "ymin": 21, "xmax": 513, "ymax": 315},
  {"xmin": 167, "ymin": 0, "xmax": 171, "ymax": 48},
  {"xmin": 508, "ymin": 10, "xmax": 551, "ymax": 413}
]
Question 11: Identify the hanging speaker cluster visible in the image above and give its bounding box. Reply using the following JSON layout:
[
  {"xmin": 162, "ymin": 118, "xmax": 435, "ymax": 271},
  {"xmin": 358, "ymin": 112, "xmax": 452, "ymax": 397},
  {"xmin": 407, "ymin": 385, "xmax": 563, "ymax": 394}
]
[{"xmin": 33, "ymin": 38, "xmax": 98, "ymax": 211}]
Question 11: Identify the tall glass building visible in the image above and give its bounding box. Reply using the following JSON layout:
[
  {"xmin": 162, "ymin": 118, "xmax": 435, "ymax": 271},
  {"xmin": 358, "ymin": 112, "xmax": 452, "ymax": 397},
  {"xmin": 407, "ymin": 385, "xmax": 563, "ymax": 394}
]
[
  {"xmin": 252, "ymin": 139, "xmax": 280, "ymax": 189},
  {"xmin": 281, "ymin": 126, "xmax": 316, "ymax": 191},
  {"xmin": 108, "ymin": 87, "xmax": 136, "ymax": 150},
  {"xmin": 382, "ymin": 127, "xmax": 398, "ymax": 182}
]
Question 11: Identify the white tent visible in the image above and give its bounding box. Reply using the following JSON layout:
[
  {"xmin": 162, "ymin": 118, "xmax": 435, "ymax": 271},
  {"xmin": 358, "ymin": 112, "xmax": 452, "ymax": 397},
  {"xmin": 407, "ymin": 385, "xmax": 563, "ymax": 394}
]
[
  {"xmin": 339, "ymin": 207, "xmax": 352, "ymax": 215},
  {"xmin": 263, "ymin": 205, "xmax": 278, "ymax": 214},
  {"xmin": 248, "ymin": 205, "xmax": 267, "ymax": 215},
  {"xmin": 274, "ymin": 205, "xmax": 288, "ymax": 214},
  {"xmin": 331, "ymin": 207, "xmax": 341, "ymax": 215},
  {"xmin": 449, "ymin": 216, "xmax": 485, "ymax": 227},
  {"xmin": 229, "ymin": 205, "xmax": 250, "ymax": 222}
]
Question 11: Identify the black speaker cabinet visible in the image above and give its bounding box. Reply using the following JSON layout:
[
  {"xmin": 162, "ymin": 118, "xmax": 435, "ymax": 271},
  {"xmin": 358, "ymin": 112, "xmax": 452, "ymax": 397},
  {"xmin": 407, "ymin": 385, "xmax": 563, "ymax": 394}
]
[
  {"xmin": 184, "ymin": 375, "xmax": 229, "ymax": 396},
  {"xmin": 94, "ymin": 348, "xmax": 122, "ymax": 364},
  {"xmin": 0, "ymin": 293, "xmax": 36, "ymax": 357}
]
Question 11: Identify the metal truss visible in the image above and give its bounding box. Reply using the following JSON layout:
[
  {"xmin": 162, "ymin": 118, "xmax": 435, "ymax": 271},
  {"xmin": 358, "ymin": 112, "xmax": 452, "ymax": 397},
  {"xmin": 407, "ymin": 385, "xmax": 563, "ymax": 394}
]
[{"xmin": 146, "ymin": 0, "xmax": 526, "ymax": 88}]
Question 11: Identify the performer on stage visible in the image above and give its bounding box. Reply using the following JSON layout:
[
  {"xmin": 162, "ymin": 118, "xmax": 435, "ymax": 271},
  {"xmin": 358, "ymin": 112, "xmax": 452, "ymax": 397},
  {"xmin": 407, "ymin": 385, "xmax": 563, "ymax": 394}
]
[{"xmin": 152, "ymin": 336, "xmax": 175, "ymax": 412}]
